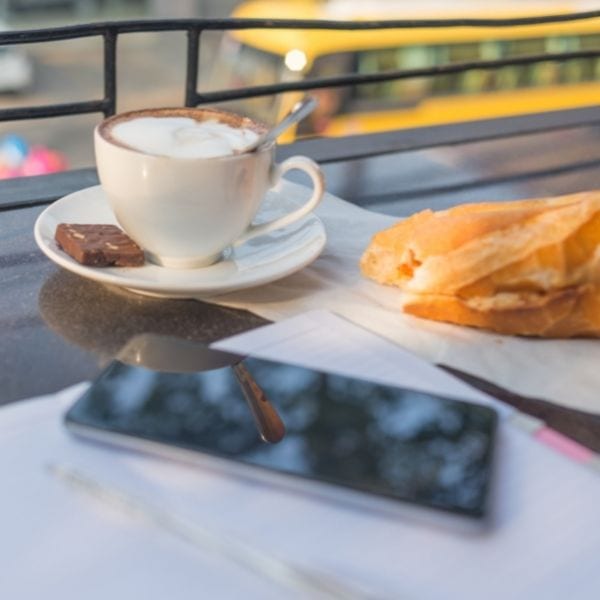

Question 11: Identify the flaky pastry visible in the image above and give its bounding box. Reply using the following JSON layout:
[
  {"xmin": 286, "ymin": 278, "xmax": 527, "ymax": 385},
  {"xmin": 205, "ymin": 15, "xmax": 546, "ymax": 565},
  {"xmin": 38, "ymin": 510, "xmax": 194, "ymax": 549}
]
[{"xmin": 360, "ymin": 191, "xmax": 600, "ymax": 337}]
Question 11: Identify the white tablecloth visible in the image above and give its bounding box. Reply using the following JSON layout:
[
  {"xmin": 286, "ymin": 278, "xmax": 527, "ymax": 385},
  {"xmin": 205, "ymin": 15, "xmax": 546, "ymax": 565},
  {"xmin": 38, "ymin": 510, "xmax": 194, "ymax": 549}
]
[
  {"xmin": 2, "ymin": 313, "xmax": 600, "ymax": 600},
  {"xmin": 206, "ymin": 182, "xmax": 600, "ymax": 415}
]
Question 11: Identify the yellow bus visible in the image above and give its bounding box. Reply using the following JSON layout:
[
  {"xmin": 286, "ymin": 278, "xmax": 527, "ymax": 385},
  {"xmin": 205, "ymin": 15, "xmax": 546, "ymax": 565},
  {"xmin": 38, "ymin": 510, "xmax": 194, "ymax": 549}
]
[{"xmin": 203, "ymin": 1, "xmax": 600, "ymax": 140}]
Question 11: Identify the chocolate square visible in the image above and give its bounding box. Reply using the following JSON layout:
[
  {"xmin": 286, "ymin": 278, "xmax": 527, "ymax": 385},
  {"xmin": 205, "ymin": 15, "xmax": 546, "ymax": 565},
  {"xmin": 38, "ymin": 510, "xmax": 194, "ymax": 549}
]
[{"xmin": 55, "ymin": 223, "xmax": 144, "ymax": 267}]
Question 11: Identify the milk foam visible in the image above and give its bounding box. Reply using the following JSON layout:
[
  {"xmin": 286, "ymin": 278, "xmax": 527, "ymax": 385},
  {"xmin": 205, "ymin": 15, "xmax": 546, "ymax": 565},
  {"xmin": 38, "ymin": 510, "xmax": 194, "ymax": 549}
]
[{"xmin": 110, "ymin": 116, "xmax": 260, "ymax": 159}]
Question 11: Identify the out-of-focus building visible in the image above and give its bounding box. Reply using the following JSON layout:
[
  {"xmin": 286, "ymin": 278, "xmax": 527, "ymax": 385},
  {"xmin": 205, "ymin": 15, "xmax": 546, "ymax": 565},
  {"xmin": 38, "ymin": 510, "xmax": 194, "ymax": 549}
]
[{"xmin": 0, "ymin": 0, "xmax": 240, "ymax": 20}]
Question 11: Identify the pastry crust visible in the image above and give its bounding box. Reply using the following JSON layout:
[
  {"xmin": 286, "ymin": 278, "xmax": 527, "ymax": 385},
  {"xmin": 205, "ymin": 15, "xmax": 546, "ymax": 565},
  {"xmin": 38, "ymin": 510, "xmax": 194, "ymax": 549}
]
[{"xmin": 360, "ymin": 192, "xmax": 600, "ymax": 337}]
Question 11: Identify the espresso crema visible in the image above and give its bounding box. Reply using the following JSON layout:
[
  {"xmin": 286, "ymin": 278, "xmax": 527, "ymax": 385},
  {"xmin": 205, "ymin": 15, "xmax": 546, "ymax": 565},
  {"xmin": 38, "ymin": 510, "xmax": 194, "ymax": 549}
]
[{"xmin": 106, "ymin": 112, "xmax": 261, "ymax": 159}]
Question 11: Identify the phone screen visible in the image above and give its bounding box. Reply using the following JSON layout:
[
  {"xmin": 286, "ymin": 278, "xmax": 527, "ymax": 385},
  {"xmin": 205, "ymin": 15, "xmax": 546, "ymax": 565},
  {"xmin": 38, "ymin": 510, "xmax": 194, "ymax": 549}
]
[{"xmin": 65, "ymin": 357, "xmax": 497, "ymax": 520}]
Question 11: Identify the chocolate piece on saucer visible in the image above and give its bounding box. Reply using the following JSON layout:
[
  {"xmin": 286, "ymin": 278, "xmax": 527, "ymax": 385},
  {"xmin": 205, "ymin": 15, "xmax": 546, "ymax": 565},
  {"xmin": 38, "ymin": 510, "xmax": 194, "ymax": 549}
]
[{"xmin": 55, "ymin": 223, "xmax": 144, "ymax": 267}]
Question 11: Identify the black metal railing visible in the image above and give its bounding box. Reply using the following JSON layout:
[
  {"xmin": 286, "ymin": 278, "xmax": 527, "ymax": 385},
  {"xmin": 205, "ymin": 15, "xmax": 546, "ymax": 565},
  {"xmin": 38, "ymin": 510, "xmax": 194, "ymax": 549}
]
[
  {"xmin": 2, "ymin": 11, "xmax": 600, "ymax": 212},
  {"xmin": 0, "ymin": 10, "xmax": 600, "ymax": 122}
]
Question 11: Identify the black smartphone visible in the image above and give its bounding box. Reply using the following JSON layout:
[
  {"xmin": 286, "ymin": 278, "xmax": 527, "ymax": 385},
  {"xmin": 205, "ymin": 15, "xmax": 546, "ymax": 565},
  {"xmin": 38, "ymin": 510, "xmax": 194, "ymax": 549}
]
[{"xmin": 65, "ymin": 350, "xmax": 498, "ymax": 530}]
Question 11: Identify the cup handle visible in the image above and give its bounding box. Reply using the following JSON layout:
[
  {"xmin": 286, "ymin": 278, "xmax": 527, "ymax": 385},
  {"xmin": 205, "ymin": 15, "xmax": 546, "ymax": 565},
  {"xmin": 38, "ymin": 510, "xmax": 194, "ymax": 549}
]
[{"xmin": 233, "ymin": 155, "xmax": 325, "ymax": 247}]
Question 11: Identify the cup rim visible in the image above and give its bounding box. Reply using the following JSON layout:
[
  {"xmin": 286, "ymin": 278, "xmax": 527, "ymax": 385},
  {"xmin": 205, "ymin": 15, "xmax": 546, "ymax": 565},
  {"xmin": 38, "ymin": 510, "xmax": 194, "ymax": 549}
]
[{"xmin": 95, "ymin": 106, "xmax": 274, "ymax": 161}]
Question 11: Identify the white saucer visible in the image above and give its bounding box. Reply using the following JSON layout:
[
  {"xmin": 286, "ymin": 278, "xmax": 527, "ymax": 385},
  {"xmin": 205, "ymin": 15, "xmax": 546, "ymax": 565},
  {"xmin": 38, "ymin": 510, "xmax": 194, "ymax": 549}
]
[{"xmin": 34, "ymin": 183, "xmax": 326, "ymax": 298}]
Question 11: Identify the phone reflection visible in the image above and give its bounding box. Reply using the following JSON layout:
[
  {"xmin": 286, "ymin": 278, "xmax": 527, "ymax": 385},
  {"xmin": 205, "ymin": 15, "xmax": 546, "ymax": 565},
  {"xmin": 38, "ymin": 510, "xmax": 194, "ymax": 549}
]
[
  {"xmin": 38, "ymin": 270, "xmax": 284, "ymax": 444},
  {"xmin": 232, "ymin": 362, "xmax": 286, "ymax": 444},
  {"xmin": 37, "ymin": 269, "xmax": 266, "ymax": 361},
  {"xmin": 118, "ymin": 334, "xmax": 285, "ymax": 444}
]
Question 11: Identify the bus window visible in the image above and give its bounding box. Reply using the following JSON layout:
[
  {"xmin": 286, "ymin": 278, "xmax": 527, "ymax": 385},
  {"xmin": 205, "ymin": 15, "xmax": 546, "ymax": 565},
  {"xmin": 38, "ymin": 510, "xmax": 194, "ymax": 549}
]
[
  {"xmin": 547, "ymin": 37, "xmax": 584, "ymax": 84},
  {"xmin": 495, "ymin": 52, "xmax": 520, "ymax": 90},
  {"xmin": 578, "ymin": 34, "xmax": 600, "ymax": 81},
  {"xmin": 579, "ymin": 34, "xmax": 600, "ymax": 48},
  {"xmin": 476, "ymin": 41, "xmax": 503, "ymax": 93},
  {"xmin": 508, "ymin": 38, "xmax": 546, "ymax": 87},
  {"xmin": 203, "ymin": 35, "xmax": 284, "ymax": 124},
  {"xmin": 310, "ymin": 52, "xmax": 354, "ymax": 78},
  {"xmin": 500, "ymin": 36, "xmax": 600, "ymax": 88},
  {"xmin": 356, "ymin": 47, "xmax": 403, "ymax": 103},
  {"xmin": 433, "ymin": 42, "xmax": 491, "ymax": 95},
  {"xmin": 353, "ymin": 46, "xmax": 434, "ymax": 106},
  {"xmin": 299, "ymin": 53, "xmax": 353, "ymax": 135}
]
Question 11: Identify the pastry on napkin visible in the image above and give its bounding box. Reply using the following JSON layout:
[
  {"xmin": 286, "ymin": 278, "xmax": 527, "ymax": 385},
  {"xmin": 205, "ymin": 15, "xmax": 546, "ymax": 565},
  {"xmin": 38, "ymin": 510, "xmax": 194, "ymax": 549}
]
[{"xmin": 360, "ymin": 191, "xmax": 600, "ymax": 337}]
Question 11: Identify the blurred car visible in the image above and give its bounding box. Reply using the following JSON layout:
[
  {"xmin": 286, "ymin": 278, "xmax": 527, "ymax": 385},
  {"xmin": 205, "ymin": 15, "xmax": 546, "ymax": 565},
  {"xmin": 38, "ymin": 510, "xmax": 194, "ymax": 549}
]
[
  {"xmin": 0, "ymin": 46, "xmax": 33, "ymax": 92},
  {"xmin": 0, "ymin": 21, "xmax": 33, "ymax": 93},
  {"xmin": 0, "ymin": 134, "xmax": 67, "ymax": 178}
]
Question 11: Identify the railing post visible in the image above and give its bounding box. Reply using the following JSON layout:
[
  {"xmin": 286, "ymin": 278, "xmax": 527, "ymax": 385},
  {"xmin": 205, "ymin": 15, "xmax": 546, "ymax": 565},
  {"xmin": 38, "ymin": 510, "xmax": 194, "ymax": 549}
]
[
  {"xmin": 103, "ymin": 28, "xmax": 118, "ymax": 117},
  {"xmin": 185, "ymin": 26, "xmax": 201, "ymax": 107}
]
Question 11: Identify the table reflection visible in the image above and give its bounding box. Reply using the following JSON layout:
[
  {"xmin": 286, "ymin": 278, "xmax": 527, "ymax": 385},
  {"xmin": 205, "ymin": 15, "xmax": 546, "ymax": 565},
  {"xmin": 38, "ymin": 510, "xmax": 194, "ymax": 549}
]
[{"xmin": 38, "ymin": 269, "xmax": 267, "ymax": 362}]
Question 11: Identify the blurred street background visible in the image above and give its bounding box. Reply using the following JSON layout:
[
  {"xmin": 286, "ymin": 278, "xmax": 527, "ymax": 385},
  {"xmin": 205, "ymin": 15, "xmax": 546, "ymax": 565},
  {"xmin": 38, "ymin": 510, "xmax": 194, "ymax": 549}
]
[
  {"xmin": 0, "ymin": 0, "xmax": 598, "ymax": 205},
  {"xmin": 0, "ymin": 0, "xmax": 236, "ymax": 171}
]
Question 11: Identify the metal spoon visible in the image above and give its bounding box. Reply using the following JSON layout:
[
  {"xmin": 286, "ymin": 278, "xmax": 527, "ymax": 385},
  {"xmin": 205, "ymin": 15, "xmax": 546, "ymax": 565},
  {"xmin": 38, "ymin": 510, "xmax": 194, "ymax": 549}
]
[
  {"xmin": 115, "ymin": 335, "xmax": 285, "ymax": 444},
  {"xmin": 240, "ymin": 96, "xmax": 318, "ymax": 153}
]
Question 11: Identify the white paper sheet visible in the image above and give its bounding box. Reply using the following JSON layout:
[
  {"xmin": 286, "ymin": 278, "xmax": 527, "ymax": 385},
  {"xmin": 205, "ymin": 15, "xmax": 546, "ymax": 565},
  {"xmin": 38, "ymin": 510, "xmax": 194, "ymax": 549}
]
[
  {"xmin": 212, "ymin": 309, "xmax": 512, "ymax": 418},
  {"xmin": 206, "ymin": 183, "xmax": 600, "ymax": 415},
  {"xmin": 2, "ymin": 315, "xmax": 600, "ymax": 599}
]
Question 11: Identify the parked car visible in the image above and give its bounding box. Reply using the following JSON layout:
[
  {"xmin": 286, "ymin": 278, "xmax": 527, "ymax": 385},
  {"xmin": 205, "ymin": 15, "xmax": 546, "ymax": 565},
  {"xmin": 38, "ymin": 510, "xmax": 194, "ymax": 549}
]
[
  {"xmin": 0, "ymin": 46, "xmax": 33, "ymax": 92},
  {"xmin": 0, "ymin": 21, "xmax": 33, "ymax": 93}
]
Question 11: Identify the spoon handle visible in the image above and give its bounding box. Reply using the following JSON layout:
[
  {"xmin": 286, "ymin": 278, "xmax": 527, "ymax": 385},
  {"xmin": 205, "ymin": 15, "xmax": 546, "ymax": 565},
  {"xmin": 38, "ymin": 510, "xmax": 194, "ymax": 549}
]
[
  {"xmin": 244, "ymin": 96, "xmax": 318, "ymax": 153},
  {"xmin": 233, "ymin": 362, "xmax": 286, "ymax": 444}
]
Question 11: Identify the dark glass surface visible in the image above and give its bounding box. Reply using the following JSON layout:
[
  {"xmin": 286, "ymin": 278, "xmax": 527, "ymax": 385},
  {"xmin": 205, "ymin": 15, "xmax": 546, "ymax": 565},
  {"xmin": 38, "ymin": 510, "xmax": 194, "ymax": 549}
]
[
  {"xmin": 66, "ymin": 358, "xmax": 498, "ymax": 518},
  {"xmin": 2, "ymin": 126, "xmax": 600, "ymax": 450}
]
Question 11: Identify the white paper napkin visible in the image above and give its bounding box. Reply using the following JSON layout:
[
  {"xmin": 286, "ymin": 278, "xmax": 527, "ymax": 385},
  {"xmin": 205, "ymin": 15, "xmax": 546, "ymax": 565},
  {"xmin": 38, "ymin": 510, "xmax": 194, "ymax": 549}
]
[
  {"xmin": 213, "ymin": 309, "xmax": 512, "ymax": 417},
  {"xmin": 205, "ymin": 182, "xmax": 600, "ymax": 415}
]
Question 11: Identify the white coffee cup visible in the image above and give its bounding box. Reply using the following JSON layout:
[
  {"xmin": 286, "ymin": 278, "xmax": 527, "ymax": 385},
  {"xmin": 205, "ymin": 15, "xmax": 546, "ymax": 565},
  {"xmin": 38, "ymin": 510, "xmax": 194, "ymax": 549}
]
[{"xmin": 94, "ymin": 107, "xmax": 325, "ymax": 269}]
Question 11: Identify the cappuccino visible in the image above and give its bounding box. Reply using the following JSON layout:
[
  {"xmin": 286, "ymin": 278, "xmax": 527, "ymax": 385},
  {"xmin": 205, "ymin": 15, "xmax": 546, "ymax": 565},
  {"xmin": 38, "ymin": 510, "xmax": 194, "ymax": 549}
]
[
  {"xmin": 102, "ymin": 109, "xmax": 262, "ymax": 159},
  {"xmin": 95, "ymin": 106, "xmax": 324, "ymax": 268}
]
